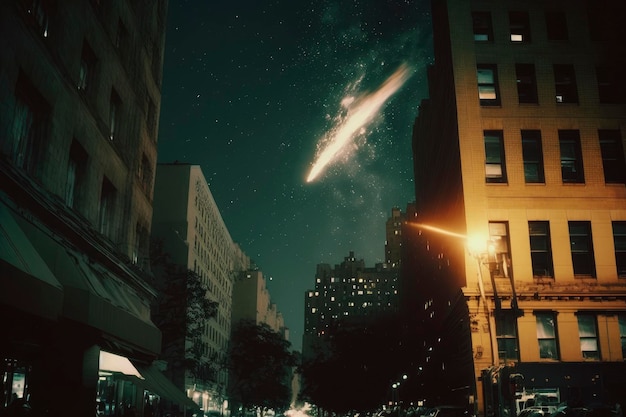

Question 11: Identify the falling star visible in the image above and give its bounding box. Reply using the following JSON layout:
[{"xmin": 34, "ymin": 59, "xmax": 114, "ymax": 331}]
[{"xmin": 306, "ymin": 63, "xmax": 413, "ymax": 183}]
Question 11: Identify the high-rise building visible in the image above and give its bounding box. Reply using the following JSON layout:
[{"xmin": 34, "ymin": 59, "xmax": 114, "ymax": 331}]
[
  {"xmin": 409, "ymin": 0, "xmax": 626, "ymax": 414},
  {"xmin": 152, "ymin": 162, "xmax": 249, "ymax": 413},
  {"xmin": 302, "ymin": 251, "xmax": 399, "ymax": 359},
  {"xmin": 385, "ymin": 203, "xmax": 417, "ymax": 267},
  {"xmin": 0, "ymin": 1, "xmax": 171, "ymax": 415}
]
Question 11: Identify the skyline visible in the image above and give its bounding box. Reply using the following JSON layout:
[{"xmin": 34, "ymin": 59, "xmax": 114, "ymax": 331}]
[{"xmin": 157, "ymin": 0, "xmax": 434, "ymax": 351}]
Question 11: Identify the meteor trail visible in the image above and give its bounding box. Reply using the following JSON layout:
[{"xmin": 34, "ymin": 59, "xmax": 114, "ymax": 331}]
[{"xmin": 306, "ymin": 63, "xmax": 413, "ymax": 183}]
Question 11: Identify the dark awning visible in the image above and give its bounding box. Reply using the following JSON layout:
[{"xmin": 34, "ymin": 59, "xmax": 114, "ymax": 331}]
[
  {"xmin": 0, "ymin": 201, "xmax": 63, "ymax": 321},
  {"xmin": 132, "ymin": 362, "xmax": 200, "ymax": 412}
]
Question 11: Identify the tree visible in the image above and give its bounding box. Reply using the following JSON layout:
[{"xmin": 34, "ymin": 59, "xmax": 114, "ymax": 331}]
[
  {"xmin": 226, "ymin": 320, "xmax": 297, "ymax": 416},
  {"xmin": 150, "ymin": 238, "xmax": 219, "ymax": 387}
]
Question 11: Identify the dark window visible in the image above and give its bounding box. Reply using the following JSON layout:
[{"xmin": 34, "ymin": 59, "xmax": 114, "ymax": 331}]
[
  {"xmin": 516, "ymin": 64, "xmax": 538, "ymax": 104},
  {"xmin": 78, "ymin": 42, "xmax": 96, "ymax": 93},
  {"xmin": 559, "ymin": 130, "xmax": 584, "ymax": 183},
  {"xmin": 546, "ymin": 11, "xmax": 568, "ymax": 40},
  {"xmin": 577, "ymin": 314, "xmax": 600, "ymax": 360},
  {"xmin": 7, "ymin": 72, "xmax": 49, "ymax": 177},
  {"xmin": 65, "ymin": 140, "xmax": 88, "ymax": 209},
  {"xmin": 477, "ymin": 65, "xmax": 500, "ymax": 106},
  {"xmin": 496, "ymin": 313, "xmax": 519, "ymax": 362},
  {"xmin": 619, "ymin": 314, "xmax": 626, "ymax": 359},
  {"xmin": 472, "ymin": 12, "xmax": 493, "ymax": 42},
  {"xmin": 485, "ymin": 131, "xmax": 507, "ymax": 183},
  {"xmin": 596, "ymin": 66, "xmax": 624, "ymax": 104},
  {"xmin": 99, "ymin": 177, "xmax": 116, "ymax": 237},
  {"xmin": 138, "ymin": 154, "xmax": 153, "ymax": 197},
  {"xmin": 509, "ymin": 11, "xmax": 531, "ymax": 42},
  {"xmin": 147, "ymin": 98, "xmax": 157, "ymax": 139},
  {"xmin": 599, "ymin": 130, "xmax": 626, "ymax": 184},
  {"xmin": 109, "ymin": 89, "xmax": 121, "ymax": 141},
  {"xmin": 522, "ymin": 130, "xmax": 544, "ymax": 183},
  {"xmin": 536, "ymin": 312, "xmax": 559, "ymax": 360},
  {"xmin": 26, "ymin": 0, "xmax": 50, "ymax": 38},
  {"xmin": 569, "ymin": 221, "xmax": 596, "ymax": 277},
  {"xmin": 613, "ymin": 221, "xmax": 626, "ymax": 277},
  {"xmin": 554, "ymin": 64, "xmax": 579, "ymax": 103},
  {"xmin": 529, "ymin": 221, "xmax": 553, "ymax": 277}
]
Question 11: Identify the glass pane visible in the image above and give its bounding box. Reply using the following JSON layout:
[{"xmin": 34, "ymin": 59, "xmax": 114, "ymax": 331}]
[
  {"xmin": 536, "ymin": 314, "xmax": 556, "ymax": 338},
  {"xmin": 486, "ymin": 164, "xmax": 502, "ymax": 177},
  {"xmin": 578, "ymin": 315, "xmax": 597, "ymax": 336},
  {"xmin": 524, "ymin": 163, "xmax": 540, "ymax": 182},
  {"xmin": 619, "ymin": 315, "xmax": 626, "ymax": 335},
  {"xmin": 530, "ymin": 235, "xmax": 548, "ymax": 250},
  {"xmin": 539, "ymin": 340, "xmax": 558, "ymax": 359},
  {"xmin": 479, "ymin": 86, "xmax": 496, "ymax": 100},
  {"xmin": 477, "ymin": 68, "xmax": 495, "ymax": 84},
  {"xmin": 580, "ymin": 338, "xmax": 598, "ymax": 351}
]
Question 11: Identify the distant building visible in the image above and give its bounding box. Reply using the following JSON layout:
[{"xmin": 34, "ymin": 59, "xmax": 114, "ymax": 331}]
[
  {"xmin": 152, "ymin": 162, "xmax": 249, "ymax": 413},
  {"xmin": 385, "ymin": 203, "xmax": 417, "ymax": 268},
  {"xmin": 231, "ymin": 269, "xmax": 288, "ymax": 337},
  {"xmin": 302, "ymin": 251, "xmax": 399, "ymax": 359},
  {"xmin": 0, "ymin": 1, "xmax": 170, "ymax": 416},
  {"xmin": 409, "ymin": 0, "xmax": 626, "ymax": 414}
]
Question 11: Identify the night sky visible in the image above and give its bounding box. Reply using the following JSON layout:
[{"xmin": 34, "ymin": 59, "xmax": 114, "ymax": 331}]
[{"xmin": 157, "ymin": 0, "xmax": 433, "ymax": 351}]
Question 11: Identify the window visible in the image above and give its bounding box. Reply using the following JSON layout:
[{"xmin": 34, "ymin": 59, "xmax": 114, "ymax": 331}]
[
  {"xmin": 138, "ymin": 154, "xmax": 153, "ymax": 197},
  {"xmin": 522, "ymin": 130, "xmax": 544, "ymax": 183},
  {"xmin": 8, "ymin": 72, "xmax": 49, "ymax": 176},
  {"xmin": 496, "ymin": 313, "xmax": 519, "ymax": 361},
  {"xmin": 78, "ymin": 42, "xmax": 96, "ymax": 92},
  {"xmin": 569, "ymin": 221, "xmax": 596, "ymax": 277},
  {"xmin": 599, "ymin": 130, "xmax": 626, "ymax": 184},
  {"xmin": 577, "ymin": 314, "xmax": 599, "ymax": 360},
  {"xmin": 596, "ymin": 66, "xmax": 623, "ymax": 104},
  {"xmin": 546, "ymin": 11, "xmax": 568, "ymax": 40},
  {"xmin": 516, "ymin": 64, "xmax": 538, "ymax": 104},
  {"xmin": 559, "ymin": 130, "xmax": 584, "ymax": 183},
  {"xmin": 509, "ymin": 11, "xmax": 531, "ymax": 42},
  {"xmin": 489, "ymin": 221, "xmax": 512, "ymax": 278},
  {"xmin": 472, "ymin": 12, "xmax": 493, "ymax": 42},
  {"xmin": 619, "ymin": 314, "xmax": 626, "ymax": 359},
  {"xmin": 529, "ymin": 221, "xmax": 553, "ymax": 277},
  {"xmin": 109, "ymin": 89, "xmax": 121, "ymax": 141},
  {"xmin": 612, "ymin": 222, "xmax": 626, "ymax": 277},
  {"xmin": 27, "ymin": 0, "xmax": 50, "ymax": 38},
  {"xmin": 554, "ymin": 64, "xmax": 578, "ymax": 103},
  {"xmin": 99, "ymin": 177, "xmax": 116, "ymax": 237},
  {"xmin": 65, "ymin": 140, "xmax": 87, "ymax": 208},
  {"xmin": 485, "ymin": 131, "xmax": 507, "ymax": 183},
  {"xmin": 536, "ymin": 312, "xmax": 559, "ymax": 360},
  {"xmin": 477, "ymin": 65, "xmax": 500, "ymax": 106}
]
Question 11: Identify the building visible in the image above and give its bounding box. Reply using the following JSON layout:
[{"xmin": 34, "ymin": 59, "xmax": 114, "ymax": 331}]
[
  {"xmin": 0, "ymin": 1, "xmax": 181, "ymax": 416},
  {"xmin": 231, "ymin": 269, "xmax": 288, "ymax": 337},
  {"xmin": 386, "ymin": 204, "xmax": 417, "ymax": 268},
  {"xmin": 409, "ymin": 0, "xmax": 626, "ymax": 415},
  {"xmin": 302, "ymin": 251, "xmax": 399, "ymax": 359},
  {"xmin": 152, "ymin": 162, "xmax": 249, "ymax": 413}
]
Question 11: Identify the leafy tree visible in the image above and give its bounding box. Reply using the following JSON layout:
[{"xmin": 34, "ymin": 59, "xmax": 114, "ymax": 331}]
[
  {"xmin": 226, "ymin": 320, "xmax": 297, "ymax": 416},
  {"xmin": 150, "ymin": 238, "xmax": 219, "ymax": 387}
]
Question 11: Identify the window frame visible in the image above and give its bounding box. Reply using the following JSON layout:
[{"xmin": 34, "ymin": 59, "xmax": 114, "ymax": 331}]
[
  {"xmin": 612, "ymin": 221, "xmax": 626, "ymax": 278},
  {"xmin": 559, "ymin": 130, "xmax": 585, "ymax": 183},
  {"xmin": 477, "ymin": 64, "xmax": 501, "ymax": 106},
  {"xmin": 577, "ymin": 314, "xmax": 600, "ymax": 360},
  {"xmin": 489, "ymin": 221, "xmax": 512, "ymax": 279},
  {"xmin": 496, "ymin": 312, "xmax": 520, "ymax": 362},
  {"xmin": 569, "ymin": 221, "xmax": 596, "ymax": 277},
  {"xmin": 545, "ymin": 11, "xmax": 568, "ymax": 41},
  {"xmin": 472, "ymin": 11, "xmax": 493, "ymax": 42},
  {"xmin": 599, "ymin": 129, "xmax": 626, "ymax": 184},
  {"xmin": 516, "ymin": 64, "xmax": 538, "ymax": 104},
  {"xmin": 529, "ymin": 221, "xmax": 554, "ymax": 278},
  {"xmin": 522, "ymin": 130, "xmax": 545, "ymax": 183},
  {"xmin": 509, "ymin": 11, "xmax": 531, "ymax": 42},
  {"xmin": 554, "ymin": 64, "xmax": 579, "ymax": 104},
  {"xmin": 484, "ymin": 130, "xmax": 507, "ymax": 183},
  {"xmin": 536, "ymin": 312, "xmax": 560, "ymax": 360}
]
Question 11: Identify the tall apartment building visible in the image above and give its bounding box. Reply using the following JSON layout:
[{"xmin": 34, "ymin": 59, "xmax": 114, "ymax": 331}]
[
  {"xmin": 409, "ymin": 0, "xmax": 626, "ymax": 415},
  {"xmin": 231, "ymin": 269, "xmax": 288, "ymax": 336},
  {"xmin": 152, "ymin": 162, "xmax": 249, "ymax": 413},
  {"xmin": 302, "ymin": 251, "xmax": 399, "ymax": 359},
  {"xmin": 0, "ymin": 1, "xmax": 171, "ymax": 416},
  {"xmin": 385, "ymin": 203, "xmax": 417, "ymax": 268}
]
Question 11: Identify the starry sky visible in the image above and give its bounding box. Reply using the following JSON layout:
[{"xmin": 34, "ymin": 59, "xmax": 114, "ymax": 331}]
[{"xmin": 157, "ymin": 0, "xmax": 433, "ymax": 351}]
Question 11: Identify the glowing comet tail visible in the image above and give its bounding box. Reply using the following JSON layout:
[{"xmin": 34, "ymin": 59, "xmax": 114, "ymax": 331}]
[{"xmin": 306, "ymin": 63, "xmax": 413, "ymax": 182}]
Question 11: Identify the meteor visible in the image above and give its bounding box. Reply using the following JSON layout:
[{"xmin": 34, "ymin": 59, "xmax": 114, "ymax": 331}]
[{"xmin": 305, "ymin": 63, "xmax": 413, "ymax": 183}]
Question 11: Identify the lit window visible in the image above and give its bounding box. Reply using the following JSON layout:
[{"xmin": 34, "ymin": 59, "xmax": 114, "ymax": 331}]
[
  {"xmin": 536, "ymin": 312, "xmax": 559, "ymax": 359},
  {"xmin": 484, "ymin": 130, "xmax": 507, "ymax": 183},
  {"xmin": 489, "ymin": 222, "xmax": 512, "ymax": 278},
  {"xmin": 472, "ymin": 12, "xmax": 493, "ymax": 42},
  {"xmin": 477, "ymin": 65, "xmax": 500, "ymax": 106},
  {"xmin": 522, "ymin": 130, "xmax": 544, "ymax": 183},
  {"xmin": 509, "ymin": 11, "xmax": 531, "ymax": 42},
  {"xmin": 577, "ymin": 314, "xmax": 599, "ymax": 360},
  {"xmin": 311, "ymin": 308, "xmax": 317, "ymax": 313}
]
